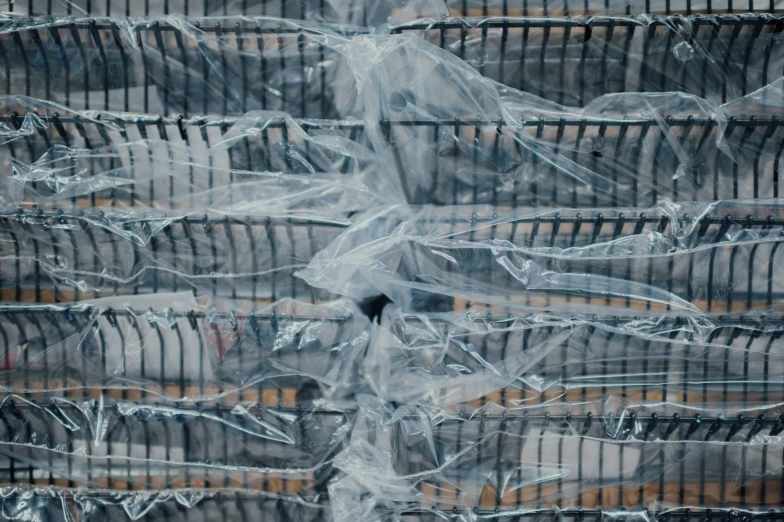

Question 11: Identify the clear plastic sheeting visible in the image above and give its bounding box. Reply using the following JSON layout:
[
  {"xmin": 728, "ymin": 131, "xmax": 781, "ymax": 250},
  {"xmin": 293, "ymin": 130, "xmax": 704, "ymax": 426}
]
[
  {"xmin": 0, "ymin": 206, "xmax": 351, "ymax": 301},
  {"xmin": 298, "ymin": 201, "xmax": 784, "ymax": 314},
  {"xmin": 441, "ymin": 0, "xmax": 784, "ymax": 16},
  {"xmin": 0, "ymin": 97, "xmax": 386, "ymax": 208},
  {"xmin": 330, "ymin": 396, "xmax": 784, "ymax": 520},
  {"xmin": 1, "ymin": 0, "xmax": 367, "ymax": 24},
  {"xmin": 391, "ymin": 15, "xmax": 784, "ymax": 106},
  {"xmin": 368, "ymin": 305, "xmax": 784, "ymax": 408},
  {"xmin": 347, "ymin": 33, "xmax": 784, "ymax": 205},
  {"xmin": 0, "ymin": 393, "xmax": 351, "ymax": 490},
  {"xmin": 0, "ymin": 486, "xmax": 330, "ymax": 521},
  {"xmin": 0, "ymin": 16, "xmax": 360, "ymax": 117},
  {"xmin": 0, "ymin": 294, "xmax": 369, "ymax": 402}
]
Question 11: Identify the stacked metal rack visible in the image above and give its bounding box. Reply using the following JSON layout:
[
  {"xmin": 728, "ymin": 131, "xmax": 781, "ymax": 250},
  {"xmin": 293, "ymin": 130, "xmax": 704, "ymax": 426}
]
[
  {"xmin": 0, "ymin": 5, "xmax": 378, "ymax": 522},
  {"xmin": 1, "ymin": 0, "xmax": 783, "ymax": 521},
  {"xmin": 295, "ymin": 3, "xmax": 784, "ymax": 522}
]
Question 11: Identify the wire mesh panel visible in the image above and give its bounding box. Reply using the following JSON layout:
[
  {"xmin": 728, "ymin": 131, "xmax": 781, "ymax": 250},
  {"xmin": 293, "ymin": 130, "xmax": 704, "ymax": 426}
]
[
  {"xmin": 330, "ymin": 400, "xmax": 784, "ymax": 518},
  {"xmin": 0, "ymin": 208, "xmax": 350, "ymax": 302},
  {"xmin": 390, "ymin": 16, "xmax": 784, "ymax": 106},
  {"xmin": 0, "ymin": 17, "xmax": 361, "ymax": 117},
  {"xmin": 0, "ymin": 294, "xmax": 368, "ymax": 401},
  {"xmin": 298, "ymin": 202, "xmax": 784, "ymax": 314},
  {"xmin": 0, "ymin": 486, "xmax": 331, "ymax": 521},
  {"xmin": 0, "ymin": 99, "xmax": 372, "ymax": 208},
  {"xmin": 370, "ymin": 305, "xmax": 784, "ymax": 408}
]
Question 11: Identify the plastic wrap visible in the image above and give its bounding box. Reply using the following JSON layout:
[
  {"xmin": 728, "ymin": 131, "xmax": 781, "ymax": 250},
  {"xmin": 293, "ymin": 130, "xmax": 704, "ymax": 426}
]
[
  {"xmin": 0, "ymin": 97, "xmax": 389, "ymax": 208},
  {"xmin": 347, "ymin": 32, "xmax": 784, "ymax": 205},
  {"xmin": 0, "ymin": 205, "xmax": 353, "ymax": 301},
  {"xmin": 0, "ymin": 16, "xmax": 360, "ymax": 117},
  {"xmin": 1, "ymin": 0, "xmax": 366, "ymax": 24},
  {"xmin": 391, "ymin": 15, "xmax": 784, "ymax": 106},
  {"xmin": 0, "ymin": 486, "xmax": 330, "ymax": 521},
  {"xmin": 0, "ymin": 393, "xmax": 350, "ymax": 490},
  {"xmin": 0, "ymin": 294, "xmax": 367, "ymax": 490},
  {"xmin": 330, "ymin": 396, "xmax": 784, "ymax": 520},
  {"xmin": 368, "ymin": 305, "xmax": 784, "ymax": 408},
  {"xmin": 298, "ymin": 201, "xmax": 784, "ymax": 314},
  {"xmin": 0, "ymin": 293, "xmax": 369, "ymax": 402},
  {"xmin": 440, "ymin": 0, "xmax": 784, "ymax": 15}
]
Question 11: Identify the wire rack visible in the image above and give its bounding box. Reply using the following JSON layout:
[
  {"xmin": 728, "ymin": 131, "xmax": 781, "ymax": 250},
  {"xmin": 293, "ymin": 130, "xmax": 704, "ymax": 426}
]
[
  {"xmin": 353, "ymin": 205, "xmax": 784, "ymax": 314},
  {"xmin": 3, "ymin": 0, "xmax": 367, "ymax": 22},
  {"xmin": 0, "ymin": 108, "xmax": 368, "ymax": 207},
  {"xmin": 381, "ymin": 115, "xmax": 784, "ymax": 206},
  {"xmin": 442, "ymin": 0, "xmax": 784, "ymax": 15},
  {"xmin": 392, "ymin": 14, "xmax": 784, "ymax": 106},
  {"xmin": 0, "ymin": 300, "xmax": 359, "ymax": 401},
  {"xmin": 376, "ymin": 310, "xmax": 784, "ymax": 408},
  {"xmin": 0, "ymin": 396, "xmax": 348, "ymax": 491},
  {"xmin": 0, "ymin": 208, "xmax": 348, "ymax": 302},
  {"xmin": 0, "ymin": 487, "xmax": 331, "ymax": 522},
  {"xmin": 382, "ymin": 404, "xmax": 784, "ymax": 513},
  {"xmin": 0, "ymin": 17, "xmax": 362, "ymax": 117}
]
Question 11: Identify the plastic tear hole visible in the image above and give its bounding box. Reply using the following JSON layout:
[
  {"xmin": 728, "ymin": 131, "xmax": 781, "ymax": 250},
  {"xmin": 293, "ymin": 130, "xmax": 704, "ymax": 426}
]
[{"xmin": 389, "ymin": 92, "xmax": 408, "ymax": 112}]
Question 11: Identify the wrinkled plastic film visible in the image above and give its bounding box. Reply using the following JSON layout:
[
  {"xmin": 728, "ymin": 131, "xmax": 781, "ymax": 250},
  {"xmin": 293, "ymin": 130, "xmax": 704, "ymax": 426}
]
[
  {"xmin": 0, "ymin": 294, "xmax": 368, "ymax": 491},
  {"xmin": 367, "ymin": 305, "xmax": 784, "ymax": 408},
  {"xmin": 0, "ymin": 486, "xmax": 330, "ymax": 522},
  {"xmin": 0, "ymin": 16, "xmax": 360, "ymax": 117},
  {"xmin": 298, "ymin": 201, "xmax": 784, "ymax": 314},
  {"xmin": 330, "ymin": 397, "xmax": 784, "ymax": 520},
  {"xmin": 441, "ymin": 0, "xmax": 784, "ymax": 15},
  {"xmin": 347, "ymin": 33, "xmax": 784, "ymax": 206},
  {"xmin": 0, "ymin": 395, "xmax": 350, "ymax": 491},
  {"xmin": 390, "ymin": 16, "xmax": 784, "ymax": 106},
  {"xmin": 0, "ymin": 97, "xmax": 388, "ymax": 208},
  {"xmin": 0, "ymin": 293, "xmax": 369, "ymax": 402}
]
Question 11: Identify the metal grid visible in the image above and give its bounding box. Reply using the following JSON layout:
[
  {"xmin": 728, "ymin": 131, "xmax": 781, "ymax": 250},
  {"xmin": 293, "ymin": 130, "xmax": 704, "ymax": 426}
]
[
  {"xmin": 0, "ymin": 208, "xmax": 348, "ymax": 302},
  {"xmin": 381, "ymin": 115, "xmax": 784, "ymax": 206},
  {"xmin": 0, "ymin": 17, "xmax": 362, "ymax": 117},
  {"xmin": 444, "ymin": 0, "xmax": 784, "ymax": 15},
  {"xmin": 392, "ymin": 15, "xmax": 784, "ymax": 106}
]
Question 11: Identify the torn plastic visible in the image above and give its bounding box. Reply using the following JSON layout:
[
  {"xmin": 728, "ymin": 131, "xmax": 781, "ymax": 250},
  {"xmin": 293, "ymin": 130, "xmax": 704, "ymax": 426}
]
[
  {"xmin": 347, "ymin": 32, "xmax": 784, "ymax": 205},
  {"xmin": 0, "ymin": 293, "xmax": 369, "ymax": 402},
  {"xmin": 0, "ymin": 486, "xmax": 330, "ymax": 522},
  {"xmin": 368, "ymin": 305, "xmax": 784, "ymax": 408},
  {"xmin": 0, "ymin": 16, "xmax": 361, "ymax": 117},
  {"xmin": 0, "ymin": 97, "xmax": 391, "ymax": 208},
  {"xmin": 297, "ymin": 201, "xmax": 784, "ymax": 315},
  {"xmin": 330, "ymin": 396, "xmax": 784, "ymax": 520}
]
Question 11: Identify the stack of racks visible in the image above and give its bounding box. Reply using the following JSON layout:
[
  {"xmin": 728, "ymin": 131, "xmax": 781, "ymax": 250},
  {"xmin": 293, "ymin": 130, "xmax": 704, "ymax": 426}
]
[{"xmin": 0, "ymin": 0, "xmax": 783, "ymax": 521}]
